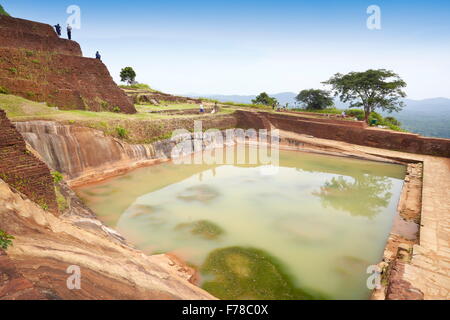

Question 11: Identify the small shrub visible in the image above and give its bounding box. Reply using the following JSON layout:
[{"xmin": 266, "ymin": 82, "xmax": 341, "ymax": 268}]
[
  {"xmin": 368, "ymin": 112, "xmax": 385, "ymax": 125},
  {"xmin": 346, "ymin": 109, "xmax": 365, "ymax": 120},
  {"xmin": 111, "ymin": 106, "xmax": 121, "ymax": 113},
  {"xmin": 0, "ymin": 86, "xmax": 9, "ymax": 94},
  {"xmin": 116, "ymin": 126, "xmax": 128, "ymax": 139},
  {"xmin": 51, "ymin": 171, "xmax": 64, "ymax": 184},
  {"xmin": 25, "ymin": 50, "xmax": 35, "ymax": 57},
  {"xmin": 31, "ymin": 59, "xmax": 41, "ymax": 64},
  {"xmin": 0, "ymin": 229, "xmax": 14, "ymax": 250},
  {"xmin": 8, "ymin": 67, "xmax": 17, "ymax": 74},
  {"xmin": 384, "ymin": 116, "xmax": 401, "ymax": 127}
]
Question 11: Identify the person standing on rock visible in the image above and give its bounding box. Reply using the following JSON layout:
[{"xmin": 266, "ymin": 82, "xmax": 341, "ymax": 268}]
[
  {"xmin": 54, "ymin": 24, "xmax": 61, "ymax": 36},
  {"xmin": 96, "ymin": 51, "xmax": 101, "ymax": 61},
  {"xmin": 67, "ymin": 24, "xmax": 72, "ymax": 40},
  {"xmin": 199, "ymin": 104, "xmax": 205, "ymax": 114}
]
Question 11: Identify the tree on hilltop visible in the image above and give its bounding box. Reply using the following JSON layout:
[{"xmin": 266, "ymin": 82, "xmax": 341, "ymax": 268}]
[
  {"xmin": 322, "ymin": 69, "xmax": 407, "ymax": 123},
  {"xmin": 120, "ymin": 67, "xmax": 137, "ymax": 85},
  {"xmin": 252, "ymin": 92, "xmax": 278, "ymax": 106},
  {"xmin": 296, "ymin": 89, "xmax": 334, "ymax": 110}
]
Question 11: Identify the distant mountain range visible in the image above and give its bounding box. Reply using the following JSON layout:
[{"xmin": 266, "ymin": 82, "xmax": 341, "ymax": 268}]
[{"xmin": 189, "ymin": 93, "xmax": 450, "ymax": 139}]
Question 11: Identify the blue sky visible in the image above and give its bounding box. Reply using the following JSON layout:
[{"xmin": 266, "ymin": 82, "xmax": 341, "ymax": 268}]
[{"xmin": 3, "ymin": 0, "xmax": 450, "ymax": 99}]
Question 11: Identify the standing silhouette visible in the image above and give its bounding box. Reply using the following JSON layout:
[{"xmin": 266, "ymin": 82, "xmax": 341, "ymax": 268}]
[{"xmin": 67, "ymin": 24, "xmax": 72, "ymax": 40}]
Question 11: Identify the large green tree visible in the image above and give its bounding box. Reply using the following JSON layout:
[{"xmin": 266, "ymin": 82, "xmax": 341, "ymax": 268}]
[
  {"xmin": 252, "ymin": 92, "xmax": 278, "ymax": 106},
  {"xmin": 296, "ymin": 89, "xmax": 334, "ymax": 110},
  {"xmin": 323, "ymin": 69, "xmax": 407, "ymax": 123},
  {"xmin": 120, "ymin": 67, "xmax": 137, "ymax": 85}
]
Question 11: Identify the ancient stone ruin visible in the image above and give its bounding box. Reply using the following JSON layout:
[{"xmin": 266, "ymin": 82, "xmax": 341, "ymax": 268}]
[{"xmin": 0, "ymin": 15, "xmax": 135, "ymax": 113}]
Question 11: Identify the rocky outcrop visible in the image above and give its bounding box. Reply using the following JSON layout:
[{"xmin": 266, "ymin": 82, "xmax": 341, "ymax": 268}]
[
  {"xmin": 13, "ymin": 115, "xmax": 241, "ymax": 182},
  {"xmin": 0, "ymin": 15, "xmax": 135, "ymax": 113},
  {"xmin": 0, "ymin": 179, "xmax": 214, "ymax": 299},
  {"xmin": 0, "ymin": 109, "xmax": 57, "ymax": 212}
]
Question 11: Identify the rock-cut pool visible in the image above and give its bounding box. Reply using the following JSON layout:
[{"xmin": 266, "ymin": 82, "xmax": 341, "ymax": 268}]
[{"xmin": 76, "ymin": 148, "xmax": 405, "ymax": 300}]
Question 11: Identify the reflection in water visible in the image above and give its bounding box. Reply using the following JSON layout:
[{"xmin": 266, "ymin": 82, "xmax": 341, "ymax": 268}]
[
  {"xmin": 76, "ymin": 148, "xmax": 405, "ymax": 299},
  {"xmin": 313, "ymin": 175, "xmax": 393, "ymax": 218}
]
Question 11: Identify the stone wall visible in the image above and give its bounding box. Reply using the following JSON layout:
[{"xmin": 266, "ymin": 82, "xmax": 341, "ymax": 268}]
[
  {"xmin": 0, "ymin": 16, "xmax": 135, "ymax": 114},
  {"xmin": 0, "ymin": 109, "xmax": 57, "ymax": 212},
  {"xmin": 263, "ymin": 112, "xmax": 450, "ymax": 157}
]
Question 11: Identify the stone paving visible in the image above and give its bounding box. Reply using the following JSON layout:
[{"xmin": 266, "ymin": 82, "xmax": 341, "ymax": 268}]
[{"xmin": 279, "ymin": 130, "xmax": 450, "ymax": 300}]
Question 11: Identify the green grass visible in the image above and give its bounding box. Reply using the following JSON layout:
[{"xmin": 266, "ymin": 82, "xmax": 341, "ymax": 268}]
[
  {"xmin": 201, "ymin": 246, "xmax": 328, "ymax": 300},
  {"xmin": 138, "ymin": 103, "xmax": 205, "ymax": 111},
  {"xmin": 0, "ymin": 94, "xmax": 234, "ymax": 122}
]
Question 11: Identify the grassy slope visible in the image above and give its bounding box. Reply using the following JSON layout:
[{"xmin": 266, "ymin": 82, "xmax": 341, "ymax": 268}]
[{"xmin": 0, "ymin": 94, "xmax": 233, "ymax": 121}]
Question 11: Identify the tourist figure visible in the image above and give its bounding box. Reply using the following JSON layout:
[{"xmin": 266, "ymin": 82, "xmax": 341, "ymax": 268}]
[
  {"xmin": 211, "ymin": 102, "xmax": 219, "ymax": 114},
  {"xmin": 54, "ymin": 24, "xmax": 61, "ymax": 36},
  {"xmin": 67, "ymin": 24, "xmax": 72, "ymax": 40},
  {"xmin": 199, "ymin": 104, "xmax": 205, "ymax": 113},
  {"xmin": 95, "ymin": 51, "xmax": 101, "ymax": 60}
]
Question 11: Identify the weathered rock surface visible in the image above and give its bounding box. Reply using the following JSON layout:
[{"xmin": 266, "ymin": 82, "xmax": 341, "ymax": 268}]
[
  {"xmin": 13, "ymin": 116, "xmax": 240, "ymax": 183},
  {"xmin": 0, "ymin": 179, "xmax": 215, "ymax": 300}
]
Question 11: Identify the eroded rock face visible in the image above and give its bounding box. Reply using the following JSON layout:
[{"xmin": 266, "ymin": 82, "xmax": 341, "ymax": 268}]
[
  {"xmin": 14, "ymin": 121, "xmax": 159, "ymax": 180},
  {"xmin": 0, "ymin": 179, "xmax": 215, "ymax": 300}
]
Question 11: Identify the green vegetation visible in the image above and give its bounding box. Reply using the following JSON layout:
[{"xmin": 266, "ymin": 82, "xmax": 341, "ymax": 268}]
[
  {"xmin": 290, "ymin": 106, "xmax": 406, "ymax": 131},
  {"xmin": 296, "ymin": 89, "xmax": 334, "ymax": 110},
  {"xmin": 0, "ymin": 86, "xmax": 9, "ymax": 94},
  {"xmin": 0, "ymin": 94, "xmax": 232, "ymax": 123},
  {"xmin": 176, "ymin": 220, "xmax": 224, "ymax": 240},
  {"xmin": 51, "ymin": 171, "xmax": 64, "ymax": 184},
  {"xmin": 119, "ymin": 83, "xmax": 151, "ymax": 90},
  {"xmin": 8, "ymin": 67, "xmax": 18, "ymax": 74},
  {"xmin": 200, "ymin": 98, "xmax": 273, "ymax": 111},
  {"xmin": 25, "ymin": 50, "xmax": 35, "ymax": 57},
  {"xmin": 0, "ymin": 230, "xmax": 14, "ymax": 250},
  {"xmin": 252, "ymin": 92, "xmax": 278, "ymax": 107},
  {"xmin": 323, "ymin": 69, "xmax": 407, "ymax": 123},
  {"xmin": 0, "ymin": 4, "xmax": 9, "ymax": 16},
  {"xmin": 120, "ymin": 66, "xmax": 137, "ymax": 85},
  {"xmin": 291, "ymin": 107, "xmax": 342, "ymax": 115},
  {"xmin": 201, "ymin": 246, "xmax": 327, "ymax": 300},
  {"xmin": 115, "ymin": 126, "xmax": 128, "ymax": 139},
  {"xmin": 55, "ymin": 186, "xmax": 68, "ymax": 212}
]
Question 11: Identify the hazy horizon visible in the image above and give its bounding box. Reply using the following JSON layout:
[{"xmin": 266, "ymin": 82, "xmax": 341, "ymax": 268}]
[{"xmin": 3, "ymin": 0, "xmax": 450, "ymax": 100}]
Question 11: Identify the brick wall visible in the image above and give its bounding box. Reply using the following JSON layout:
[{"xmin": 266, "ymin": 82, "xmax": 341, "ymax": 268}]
[
  {"xmin": 0, "ymin": 109, "xmax": 57, "ymax": 212},
  {"xmin": 262, "ymin": 112, "xmax": 450, "ymax": 157},
  {"xmin": 0, "ymin": 15, "xmax": 82, "ymax": 56},
  {"xmin": 0, "ymin": 16, "xmax": 135, "ymax": 114}
]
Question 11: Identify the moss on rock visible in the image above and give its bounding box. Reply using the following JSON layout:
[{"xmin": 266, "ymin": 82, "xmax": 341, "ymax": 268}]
[{"xmin": 201, "ymin": 246, "xmax": 328, "ymax": 300}]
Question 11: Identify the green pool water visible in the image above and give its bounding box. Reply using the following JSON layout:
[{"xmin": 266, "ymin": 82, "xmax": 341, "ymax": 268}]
[{"xmin": 76, "ymin": 148, "xmax": 405, "ymax": 300}]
